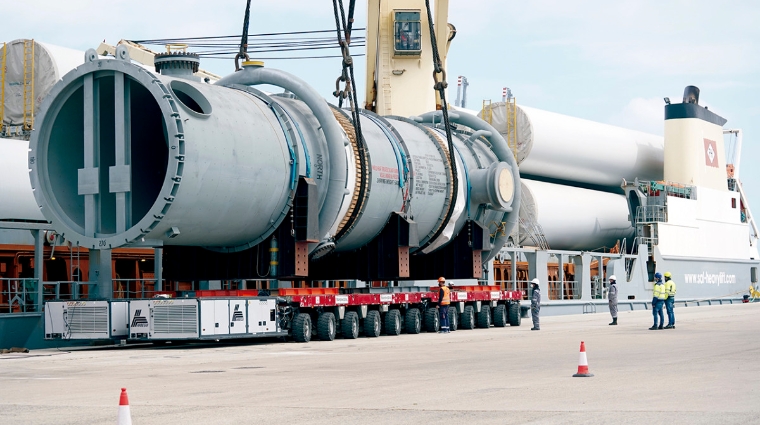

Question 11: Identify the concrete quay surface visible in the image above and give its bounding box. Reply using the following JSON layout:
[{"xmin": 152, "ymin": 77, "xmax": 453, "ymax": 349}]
[{"xmin": 1, "ymin": 303, "xmax": 758, "ymax": 425}]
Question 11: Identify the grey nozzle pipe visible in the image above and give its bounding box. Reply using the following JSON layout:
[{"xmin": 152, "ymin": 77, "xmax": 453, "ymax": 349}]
[
  {"xmin": 415, "ymin": 110, "xmax": 521, "ymax": 262},
  {"xmin": 215, "ymin": 65, "xmax": 348, "ymax": 241}
]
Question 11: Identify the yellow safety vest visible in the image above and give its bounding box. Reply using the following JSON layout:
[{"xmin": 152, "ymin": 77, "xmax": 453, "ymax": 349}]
[
  {"xmin": 653, "ymin": 282, "xmax": 667, "ymax": 300},
  {"xmin": 665, "ymin": 280, "xmax": 677, "ymax": 298},
  {"xmin": 440, "ymin": 286, "xmax": 451, "ymax": 305}
]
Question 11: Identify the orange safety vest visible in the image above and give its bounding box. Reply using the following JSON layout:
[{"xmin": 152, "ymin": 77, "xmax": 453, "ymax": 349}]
[{"xmin": 440, "ymin": 286, "xmax": 451, "ymax": 305}]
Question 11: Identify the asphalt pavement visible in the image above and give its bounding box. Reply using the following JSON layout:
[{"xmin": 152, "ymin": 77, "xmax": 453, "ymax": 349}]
[{"xmin": 1, "ymin": 302, "xmax": 758, "ymax": 424}]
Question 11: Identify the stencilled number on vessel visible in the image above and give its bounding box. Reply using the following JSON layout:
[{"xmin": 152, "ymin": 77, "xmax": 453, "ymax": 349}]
[{"xmin": 99, "ymin": 239, "xmax": 107, "ymax": 247}]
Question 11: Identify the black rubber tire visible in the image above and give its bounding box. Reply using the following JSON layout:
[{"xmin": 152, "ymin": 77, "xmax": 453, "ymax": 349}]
[
  {"xmin": 424, "ymin": 308, "xmax": 440, "ymax": 332},
  {"xmin": 448, "ymin": 306, "xmax": 458, "ymax": 331},
  {"xmin": 405, "ymin": 308, "xmax": 421, "ymax": 334},
  {"xmin": 477, "ymin": 305, "xmax": 491, "ymax": 329},
  {"xmin": 460, "ymin": 305, "xmax": 475, "ymax": 330},
  {"xmin": 493, "ymin": 304, "xmax": 508, "ymax": 327},
  {"xmin": 364, "ymin": 310, "xmax": 381, "ymax": 337},
  {"xmin": 508, "ymin": 302, "xmax": 522, "ymax": 326},
  {"xmin": 317, "ymin": 312, "xmax": 336, "ymax": 341},
  {"xmin": 385, "ymin": 309, "xmax": 402, "ymax": 336},
  {"xmin": 292, "ymin": 313, "xmax": 312, "ymax": 343},
  {"xmin": 342, "ymin": 311, "xmax": 359, "ymax": 339}
]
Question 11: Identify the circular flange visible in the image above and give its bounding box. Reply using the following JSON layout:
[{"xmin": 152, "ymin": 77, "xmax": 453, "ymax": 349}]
[{"xmin": 29, "ymin": 59, "xmax": 184, "ymax": 249}]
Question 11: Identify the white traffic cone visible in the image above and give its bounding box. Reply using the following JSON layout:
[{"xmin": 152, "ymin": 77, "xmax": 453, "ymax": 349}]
[{"xmin": 117, "ymin": 388, "xmax": 132, "ymax": 425}]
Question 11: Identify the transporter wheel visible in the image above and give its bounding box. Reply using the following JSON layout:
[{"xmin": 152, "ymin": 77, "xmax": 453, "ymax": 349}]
[
  {"xmin": 364, "ymin": 310, "xmax": 381, "ymax": 338},
  {"xmin": 424, "ymin": 308, "xmax": 440, "ymax": 332},
  {"xmin": 292, "ymin": 313, "xmax": 312, "ymax": 343},
  {"xmin": 508, "ymin": 302, "xmax": 522, "ymax": 326},
  {"xmin": 405, "ymin": 308, "xmax": 421, "ymax": 334},
  {"xmin": 477, "ymin": 305, "xmax": 491, "ymax": 329},
  {"xmin": 448, "ymin": 307, "xmax": 458, "ymax": 331},
  {"xmin": 493, "ymin": 304, "xmax": 508, "ymax": 327},
  {"xmin": 342, "ymin": 311, "xmax": 359, "ymax": 339},
  {"xmin": 460, "ymin": 305, "xmax": 475, "ymax": 330},
  {"xmin": 317, "ymin": 312, "xmax": 336, "ymax": 341},
  {"xmin": 385, "ymin": 309, "xmax": 402, "ymax": 336}
]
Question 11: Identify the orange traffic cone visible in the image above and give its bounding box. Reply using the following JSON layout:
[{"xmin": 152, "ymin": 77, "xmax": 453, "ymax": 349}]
[
  {"xmin": 117, "ymin": 388, "xmax": 132, "ymax": 425},
  {"xmin": 572, "ymin": 341, "xmax": 594, "ymax": 377}
]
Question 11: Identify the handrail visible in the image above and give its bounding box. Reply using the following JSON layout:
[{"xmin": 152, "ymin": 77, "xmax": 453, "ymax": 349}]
[{"xmin": 0, "ymin": 278, "xmax": 40, "ymax": 313}]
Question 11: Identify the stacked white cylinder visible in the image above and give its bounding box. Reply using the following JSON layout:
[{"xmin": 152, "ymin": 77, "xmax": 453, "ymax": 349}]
[
  {"xmin": 0, "ymin": 137, "xmax": 45, "ymax": 221},
  {"xmin": 518, "ymin": 179, "xmax": 633, "ymax": 251},
  {"xmin": 473, "ymin": 102, "xmax": 664, "ymax": 251},
  {"xmin": 1, "ymin": 40, "xmax": 92, "ymax": 132},
  {"xmin": 482, "ymin": 102, "xmax": 664, "ymax": 187}
]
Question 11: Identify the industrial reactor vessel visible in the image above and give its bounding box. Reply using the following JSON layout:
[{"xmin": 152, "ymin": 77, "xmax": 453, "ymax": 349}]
[{"xmin": 1, "ymin": 0, "xmax": 758, "ymax": 349}]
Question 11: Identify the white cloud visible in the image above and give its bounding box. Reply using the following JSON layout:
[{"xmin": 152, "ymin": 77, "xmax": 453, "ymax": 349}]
[{"xmin": 609, "ymin": 97, "xmax": 665, "ymax": 135}]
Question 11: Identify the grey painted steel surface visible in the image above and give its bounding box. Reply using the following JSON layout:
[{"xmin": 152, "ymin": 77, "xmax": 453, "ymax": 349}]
[
  {"xmin": 28, "ymin": 56, "xmax": 520, "ymax": 268},
  {"xmin": 415, "ymin": 110, "xmax": 521, "ymax": 262},
  {"xmin": 334, "ymin": 113, "xmax": 400, "ymax": 251},
  {"xmin": 29, "ymin": 58, "xmax": 293, "ymax": 251},
  {"xmin": 381, "ymin": 119, "xmax": 450, "ymax": 250},
  {"xmin": 274, "ymin": 96, "xmax": 331, "ymax": 211},
  {"xmin": 214, "ymin": 64, "xmax": 349, "ymax": 243}
]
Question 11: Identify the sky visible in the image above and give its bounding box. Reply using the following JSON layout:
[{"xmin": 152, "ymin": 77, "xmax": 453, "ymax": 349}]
[{"xmin": 2, "ymin": 0, "xmax": 759, "ymax": 212}]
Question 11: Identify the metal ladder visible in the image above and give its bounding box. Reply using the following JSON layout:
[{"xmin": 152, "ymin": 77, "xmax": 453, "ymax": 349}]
[
  {"xmin": 505, "ymin": 95, "xmax": 517, "ymax": 160},
  {"xmin": 481, "ymin": 99, "xmax": 492, "ymax": 124},
  {"xmin": 518, "ymin": 217, "xmax": 550, "ymax": 250},
  {"xmin": 69, "ymin": 242, "xmax": 81, "ymax": 284},
  {"xmin": 22, "ymin": 39, "xmax": 35, "ymax": 131}
]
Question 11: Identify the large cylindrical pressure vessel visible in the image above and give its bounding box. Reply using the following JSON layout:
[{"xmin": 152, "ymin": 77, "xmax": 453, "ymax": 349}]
[
  {"xmin": 1, "ymin": 40, "xmax": 94, "ymax": 131},
  {"xmin": 480, "ymin": 102, "xmax": 664, "ymax": 188},
  {"xmin": 0, "ymin": 138, "xmax": 45, "ymax": 221},
  {"xmin": 332, "ymin": 112, "xmax": 516, "ymax": 254},
  {"xmin": 29, "ymin": 57, "xmax": 298, "ymax": 251},
  {"xmin": 30, "ymin": 55, "xmax": 519, "ymax": 265},
  {"xmin": 518, "ymin": 179, "xmax": 634, "ymax": 251}
]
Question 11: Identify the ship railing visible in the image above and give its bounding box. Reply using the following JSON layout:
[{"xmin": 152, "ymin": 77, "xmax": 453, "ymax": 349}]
[
  {"xmin": 112, "ymin": 278, "xmax": 163, "ymax": 299},
  {"xmin": 636, "ymin": 205, "xmax": 667, "ymax": 224},
  {"xmin": 33, "ymin": 279, "xmax": 165, "ymax": 303},
  {"xmin": 547, "ymin": 280, "xmax": 580, "ymax": 300},
  {"xmin": 0, "ymin": 278, "xmax": 40, "ymax": 313}
]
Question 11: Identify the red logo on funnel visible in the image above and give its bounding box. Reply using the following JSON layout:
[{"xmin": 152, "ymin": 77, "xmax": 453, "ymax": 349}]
[{"xmin": 704, "ymin": 139, "xmax": 718, "ymax": 168}]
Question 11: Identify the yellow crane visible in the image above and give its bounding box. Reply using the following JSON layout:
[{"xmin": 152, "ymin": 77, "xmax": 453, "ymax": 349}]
[{"xmin": 364, "ymin": 0, "xmax": 452, "ymax": 117}]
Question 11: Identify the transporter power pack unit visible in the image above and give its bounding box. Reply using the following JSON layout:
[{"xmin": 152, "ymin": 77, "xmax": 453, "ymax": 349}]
[
  {"xmin": 45, "ymin": 300, "xmax": 129, "ymax": 340},
  {"xmin": 128, "ymin": 297, "xmax": 284, "ymax": 340}
]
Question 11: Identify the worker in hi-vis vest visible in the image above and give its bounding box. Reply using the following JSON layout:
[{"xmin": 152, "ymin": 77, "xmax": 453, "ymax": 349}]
[
  {"xmin": 650, "ymin": 273, "xmax": 667, "ymax": 330},
  {"xmin": 438, "ymin": 277, "xmax": 451, "ymax": 333},
  {"xmin": 664, "ymin": 272, "xmax": 677, "ymax": 329}
]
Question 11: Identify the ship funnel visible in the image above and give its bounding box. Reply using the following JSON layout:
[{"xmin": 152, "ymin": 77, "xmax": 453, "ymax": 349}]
[
  {"xmin": 664, "ymin": 87, "xmax": 727, "ymax": 191},
  {"xmin": 682, "ymin": 85, "xmax": 700, "ymax": 105}
]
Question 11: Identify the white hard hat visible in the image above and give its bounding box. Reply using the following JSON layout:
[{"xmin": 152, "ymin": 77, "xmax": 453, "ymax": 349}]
[
  {"xmin": 531, "ymin": 278, "xmax": 540, "ymax": 285},
  {"xmin": 609, "ymin": 275, "xmax": 617, "ymax": 281}
]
